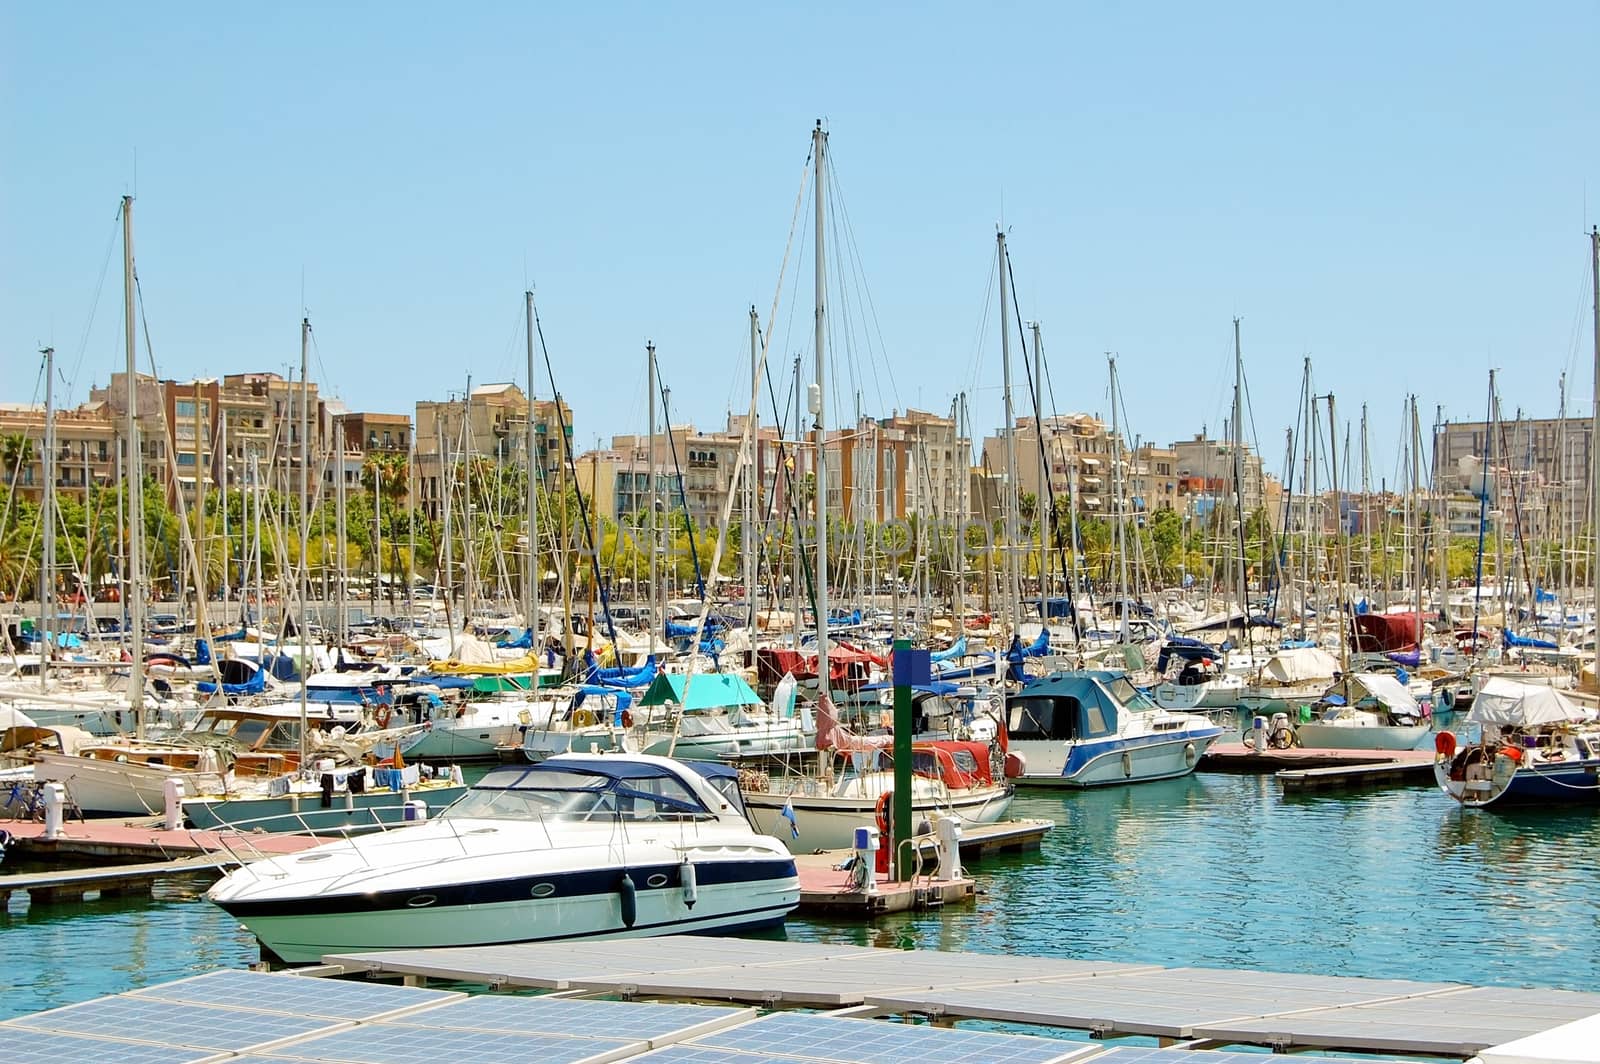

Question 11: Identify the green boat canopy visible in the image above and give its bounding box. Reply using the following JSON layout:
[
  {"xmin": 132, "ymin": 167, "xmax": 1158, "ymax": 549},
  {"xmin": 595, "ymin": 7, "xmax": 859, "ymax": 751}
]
[{"xmin": 639, "ymin": 672, "xmax": 764, "ymax": 711}]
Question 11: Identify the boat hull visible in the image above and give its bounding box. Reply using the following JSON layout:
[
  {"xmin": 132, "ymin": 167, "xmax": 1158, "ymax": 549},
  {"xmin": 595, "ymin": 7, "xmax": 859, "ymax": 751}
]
[
  {"xmin": 214, "ymin": 857, "xmax": 798, "ymax": 964},
  {"xmin": 1011, "ymin": 729, "xmax": 1219, "ymax": 787},
  {"xmin": 182, "ymin": 782, "xmax": 469, "ymax": 834},
  {"xmin": 1294, "ymin": 723, "xmax": 1430, "ymax": 751},
  {"xmin": 743, "ymin": 784, "xmax": 1013, "ymax": 852}
]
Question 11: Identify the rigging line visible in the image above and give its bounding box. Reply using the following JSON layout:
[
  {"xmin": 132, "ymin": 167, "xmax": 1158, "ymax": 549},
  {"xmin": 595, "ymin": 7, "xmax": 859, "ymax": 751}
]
[
  {"xmin": 65, "ymin": 211, "xmax": 122, "ymax": 404},
  {"xmin": 825, "ymin": 151, "xmax": 895, "ymax": 414},
  {"xmin": 965, "ymin": 253, "xmax": 998, "ymax": 397},
  {"xmin": 531, "ymin": 304, "xmax": 618, "ymax": 648},
  {"xmin": 823, "ymin": 175, "xmax": 859, "ymax": 427},
  {"xmin": 1038, "ymin": 327, "xmax": 1101, "ymax": 625},
  {"xmin": 657, "ymin": 378, "xmax": 707, "ymax": 604}
]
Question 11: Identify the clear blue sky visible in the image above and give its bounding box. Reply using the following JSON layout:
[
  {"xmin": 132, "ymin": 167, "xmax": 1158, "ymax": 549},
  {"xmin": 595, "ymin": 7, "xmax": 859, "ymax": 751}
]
[{"xmin": 5, "ymin": 2, "xmax": 1597, "ymax": 487}]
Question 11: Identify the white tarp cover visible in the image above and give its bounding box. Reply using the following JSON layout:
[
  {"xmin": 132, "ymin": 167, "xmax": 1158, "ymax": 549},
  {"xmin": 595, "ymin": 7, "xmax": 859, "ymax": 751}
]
[
  {"xmin": 1262, "ymin": 646, "xmax": 1340, "ymax": 684},
  {"xmin": 1476, "ymin": 1011, "xmax": 1600, "ymax": 1064},
  {"xmin": 0, "ymin": 705, "xmax": 38, "ymax": 730},
  {"xmin": 1467, "ymin": 676, "xmax": 1592, "ymax": 727},
  {"xmin": 1350, "ymin": 672, "xmax": 1420, "ymax": 713}
]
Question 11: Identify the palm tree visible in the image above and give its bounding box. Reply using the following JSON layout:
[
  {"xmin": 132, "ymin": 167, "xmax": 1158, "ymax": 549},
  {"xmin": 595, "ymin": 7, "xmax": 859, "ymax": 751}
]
[{"xmin": 2, "ymin": 432, "xmax": 35, "ymax": 491}]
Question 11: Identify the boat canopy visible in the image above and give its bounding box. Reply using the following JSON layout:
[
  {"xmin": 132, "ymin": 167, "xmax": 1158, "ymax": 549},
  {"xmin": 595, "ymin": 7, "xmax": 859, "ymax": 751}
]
[
  {"xmin": 1262, "ymin": 646, "xmax": 1340, "ymax": 683},
  {"xmin": 1345, "ymin": 673, "xmax": 1419, "ymax": 714},
  {"xmin": 0, "ymin": 705, "xmax": 38, "ymax": 730},
  {"xmin": 1352, "ymin": 612, "xmax": 1425, "ymax": 653},
  {"xmin": 639, "ymin": 672, "xmax": 763, "ymax": 711},
  {"xmin": 1006, "ymin": 673, "xmax": 1126, "ymax": 742},
  {"xmin": 1467, "ymin": 677, "xmax": 1594, "ymax": 727}
]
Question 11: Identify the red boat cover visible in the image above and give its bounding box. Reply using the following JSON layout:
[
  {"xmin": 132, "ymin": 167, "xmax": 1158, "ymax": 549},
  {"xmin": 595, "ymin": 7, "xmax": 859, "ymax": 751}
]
[{"xmin": 1351, "ymin": 612, "xmax": 1425, "ymax": 653}]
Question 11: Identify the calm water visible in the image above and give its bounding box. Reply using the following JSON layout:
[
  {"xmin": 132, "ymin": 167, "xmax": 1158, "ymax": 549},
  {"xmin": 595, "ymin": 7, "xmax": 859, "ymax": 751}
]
[{"xmin": 4, "ymin": 774, "xmax": 1598, "ymax": 1021}]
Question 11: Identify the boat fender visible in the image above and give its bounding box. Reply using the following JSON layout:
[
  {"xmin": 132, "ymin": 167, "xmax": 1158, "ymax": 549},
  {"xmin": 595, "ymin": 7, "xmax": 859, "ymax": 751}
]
[
  {"xmin": 1003, "ymin": 752, "xmax": 1026, "ymax": 779},
  {"xmin": 1183, "ymin": 742, "xmax": 1197, "ymax": 768},
  {"xmin": 618, "ymin": 871, "xmax": 638, "ymax": 928},
  {"xmin": 1435, "ymin": 732, "xmax": 1458, "ymax": 759},
  {"xmin": 621, "ymin": 710, "xmax": 634, "ymax": 729},
  {"xmin": 573, "ymin": 708, "xmax": 598, "ymax": 729},
  {"xmin": 681, "ymin": 857, "xmax": 698, "ymax": 909},
  {"xmin": 1120, "ymin": 751, "xmax": 1133, "ymax": 778}
]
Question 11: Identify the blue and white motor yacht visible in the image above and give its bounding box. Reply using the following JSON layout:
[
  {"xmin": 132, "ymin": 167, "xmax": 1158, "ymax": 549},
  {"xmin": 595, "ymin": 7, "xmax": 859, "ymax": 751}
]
[
  {"xmin": 207, "ymin": 753, "xmax": 801, "ymax": 963},
  {"xmin": 1005, "ymin": 670, "xmax": 1221, "ymax": 786}
]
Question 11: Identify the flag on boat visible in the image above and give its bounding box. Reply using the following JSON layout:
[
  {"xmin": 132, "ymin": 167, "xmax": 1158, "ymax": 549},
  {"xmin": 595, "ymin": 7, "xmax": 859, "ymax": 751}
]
[{"xmin": 779, "ymin": 799, "xmax": 799, "ymax": 839}]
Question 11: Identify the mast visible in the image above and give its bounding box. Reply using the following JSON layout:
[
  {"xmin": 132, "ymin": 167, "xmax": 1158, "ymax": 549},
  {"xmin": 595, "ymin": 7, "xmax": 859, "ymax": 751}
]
[
  {"xmin": 747, "ymin": 306, "xmax": 760, "ymax": 639},
  {"xmin": 122, "ymin": 196, "xmax": 147, "ymax": 737},
  {"xmin": 647, "ymin": 341, "xmax": 657, "ymax": 644},
  {"xmin": 1326, "ymin": 393, "xmax": 1349, "ymax": 682},
  {"xmin": 1232, "ymin": 319, "xmax": 1251, "ymax": 654},
  {"xmin": 997, "ymin": 230, "xmax": 1021, "ymax": 670},
  {"xmin": 525, "ymin": 291, "xmax": 541, "ymax": 645},
  {"xmin": 1031, "ymin": 321, "xmax": 1047, "ymax": 624},
  {"xmin": 1108, "ymin": 355, "xmax": 1130, "ymax": 642},
  {"xmin": 298, "ymin": 316, "xmax": 311, "ymax": 767},
  {"xmin": 1410, "ymin": 396, "xmax": 1425, "ymax": 648},
  {"xmin": 40, "ymin": 345, "xmax": 55, "ymax": 690},
  {"xmin": 1590, "ymin": 227, "xmax": 1599, "ymax": 638},
  {"xmin": 812, "ymin": 120, "xmax": 830, "ymax": 694},
  {"xmin": 954, "ymin": 393, "xmax": 967, "ymax": 628},
  {"xmin": 1360, "ymin": 403, "xmax": 1372, "ymax": 601},
  {"xmin": 334, "ymin": 415, "xmax": 347, "ymax": 645}
]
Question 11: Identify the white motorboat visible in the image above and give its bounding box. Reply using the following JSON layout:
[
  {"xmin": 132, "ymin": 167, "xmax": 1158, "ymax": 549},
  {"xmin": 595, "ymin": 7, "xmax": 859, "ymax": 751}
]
[
  {"xmin": 207, "ymin": 753, "xmax": 801, "ymax": 963},
  {"xmin": 1005, "ymin": 670, "xmax": 1221, "ymax": 786}
]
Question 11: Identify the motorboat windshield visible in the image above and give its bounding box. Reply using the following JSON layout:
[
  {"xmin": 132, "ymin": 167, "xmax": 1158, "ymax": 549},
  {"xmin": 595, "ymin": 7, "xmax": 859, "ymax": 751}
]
[
  {"xmin": 1105, "ymin": 675, "xmax": 1157, "ymax": 711},
  {"xmin": 441, "ymin": 763, "xmax": 716, "ymax": 823}
]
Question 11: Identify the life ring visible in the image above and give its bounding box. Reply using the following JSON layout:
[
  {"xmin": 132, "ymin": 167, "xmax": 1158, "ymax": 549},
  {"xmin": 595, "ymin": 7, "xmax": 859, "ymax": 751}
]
[
  {"xmin": 621, "ymin": 710, "xmax": 634, "ymax": 729},
  {"xmin": 874, "ymin": 790, "xmax": 892, "ymax": 836},
  {"xmin": 1435, "ymin": 732, "xmax": 1458, "ymax": 759},
  {"xmin": 374, "ymin": 705, "xmax": 392, "ymax": 729},
  {"xmin": 572, "ymin": 708, "xmax": 598, "ymax": 729},
  {"xmin": 1120, "ymin": 751, "xmax": 1133, "ymax": 777}
]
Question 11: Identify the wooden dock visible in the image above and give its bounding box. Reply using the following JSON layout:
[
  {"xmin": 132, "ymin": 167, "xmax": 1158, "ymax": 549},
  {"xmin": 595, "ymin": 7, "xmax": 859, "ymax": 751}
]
[
  {"xmin": 1, "ymin": 815, "xmax": 321, "ymax": 862},
  {"xmin": 790, "ymin": 819, "xmax": 1051, "ymax": 918},
  {"xmin": 1198, "ymin": 744, "xmax": 1437, "ymax": 792}
]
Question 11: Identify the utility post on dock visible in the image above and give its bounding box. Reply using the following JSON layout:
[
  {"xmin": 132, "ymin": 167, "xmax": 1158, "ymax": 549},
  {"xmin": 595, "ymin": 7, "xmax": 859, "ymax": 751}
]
[{"xmin": 890, "ymin": 639, "xmax": 928, "ymax": 880}]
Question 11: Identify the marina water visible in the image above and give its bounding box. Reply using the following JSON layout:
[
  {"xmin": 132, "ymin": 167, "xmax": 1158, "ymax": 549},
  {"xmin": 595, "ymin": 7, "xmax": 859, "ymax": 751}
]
[{"xmin": 4, "ymin": 773, "xmax": 1597, "ymax": 1021}]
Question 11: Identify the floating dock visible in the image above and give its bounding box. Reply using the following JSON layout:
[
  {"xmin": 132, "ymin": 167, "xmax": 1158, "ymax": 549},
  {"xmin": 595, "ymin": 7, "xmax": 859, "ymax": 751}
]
[
  {"xmin": 1201, "ymin": 744, "xmax": 1437, "ymax": 791},
  {"xmin": 322, "ymin": 935, "xmax": 1600, "ymax": 1058}
]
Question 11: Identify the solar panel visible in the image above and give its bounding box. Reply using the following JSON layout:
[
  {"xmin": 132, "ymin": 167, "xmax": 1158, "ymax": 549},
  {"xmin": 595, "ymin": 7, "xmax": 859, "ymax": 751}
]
[
  {"xmin": 627, "ymin": 1047, "xmax": 830, "ymax": 1064},
  {"xmin": 130, "ymin": 968, "xmax": 461, "ymax": 1021},
  {"xmin": 390, "ymin": 995, "xmax": 748, "ymax": 1040},
  {"xmin": 0, "ymin": 1026, "xmax": 215, "ymax": 1064},
  {"xmin": 692, "ymin": 1012, "xmax": 1086, "ymax": 1064},
  {"xmin": 1082, "ymin": 1046, "xmax": 1417, "ymax": 1064},
  {"xmin": 238, "ymin": 1023, "xmax": 641, "ymax": 1064},
  {"xmin": 9, "ymin": 996, "xmax": 333, "ymax": 1052}
]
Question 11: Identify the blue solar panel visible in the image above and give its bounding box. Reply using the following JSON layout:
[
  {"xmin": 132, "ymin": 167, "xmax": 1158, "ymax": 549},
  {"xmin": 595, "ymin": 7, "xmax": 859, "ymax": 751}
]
[
  {"xmin": 695, "ymin": 1013, "xmax": 1083, "ymax": 1064},
  {"xmin": 10, "ymin": 996, "xmax": 331, "ymax": 1052},
  {"xmin": 629, "ymin": 1047, "xmax": 816, "ymax": 1064},
  {"xmin": 246, "ymin": 1023, "xmax": 640, "ymax": 1063},
  {"xmin": 130, "ymin": 968, "xmax": 459, "ymax": 1020},
  {"xmin": 1084, "ymin": 1050, "xmax": 1414, "ymax": 1064},
  {"xmin": 0, "ymin": 1026, "xmax": 214, "ymax": 1064},
  {"xmin": 393, "ymin": 995, "xmax": 745, "ymax": 1038}
]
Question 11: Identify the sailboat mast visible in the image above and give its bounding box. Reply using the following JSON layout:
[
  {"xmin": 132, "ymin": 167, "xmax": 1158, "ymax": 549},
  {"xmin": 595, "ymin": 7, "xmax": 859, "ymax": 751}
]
[
  {"xmin": 812, "ymin": 120, "xmax": 830, "ymax": 693},
  {"xmin": 955, "ymin": 392, "xmax": 968, "ymax": 629},
  {"xmin": 997, "ymin": 231, "xmax": 1020, "ymax": 664},
  {"xmin": 1590, "ymin": 227, "xmax": 1599, "ymax": 637},
  {"xmin": 298, "ymin": 317, "xmax": 312, "ymax": 766},
  {"xmin": 525, "ymin": 291, "xmax": 540, "ymax": 643},
  {"xmin": 40, "ymin": 345, "xmax": 55, "ymax": 690},
  {"xmin": 647, "ymin": 341, "xmax": 657, "ymax": 644},
  {"xmin": 747, "ymin": 306, "xmax": 760, "ymax": 637},
  {"xmin": 1031, "ymin": 321, "xmax": 1047, "ymax": 624},
  {"xmin": 1326, "ymin": 393, "xmax": 1349, "ymax": 681},
  {"xmin": 1232, "ymin": 320, "xmax": 1250, "ymax": 653},
  {"xmin": 1410, "ymin": 396, "xmax": 1425, "ymax": 647},
  {"xmin": 1108, "ymin": 355, "xmax": 1129, "ymax": 642},
  {"xmin": 122, "ymin": 197, "xmax": 147, "ymax": 737}
]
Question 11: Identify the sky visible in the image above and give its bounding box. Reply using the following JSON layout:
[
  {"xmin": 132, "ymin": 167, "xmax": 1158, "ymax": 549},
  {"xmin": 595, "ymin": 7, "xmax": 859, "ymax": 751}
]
[{"xmin": 4, "ymin": 2, "xmax": 1598, "ymax": 488}]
